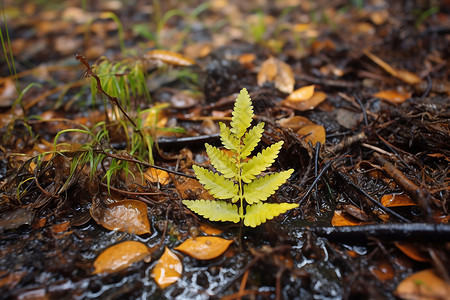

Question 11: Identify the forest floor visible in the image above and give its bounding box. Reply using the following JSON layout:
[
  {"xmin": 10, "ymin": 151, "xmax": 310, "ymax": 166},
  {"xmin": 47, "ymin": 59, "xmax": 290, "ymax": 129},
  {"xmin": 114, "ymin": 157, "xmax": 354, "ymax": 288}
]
[{"xmin": 1, "ymin": 0, "xmax": 449, "ymax": 299}]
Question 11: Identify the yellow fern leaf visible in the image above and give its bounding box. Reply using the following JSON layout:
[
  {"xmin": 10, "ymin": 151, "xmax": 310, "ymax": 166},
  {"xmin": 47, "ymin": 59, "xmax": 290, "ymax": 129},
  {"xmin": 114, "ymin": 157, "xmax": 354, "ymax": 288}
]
[
  {"xmin": 205, "ymin": 144, "xmax": 238, "ymax": 179},
  {"xmin": 243, "ymin": 202, "xmax": 298, "ymax": 227},
  {"xmin": 182, "ymin": 200, "xmax": 240, "ymax": 223},
  {"xmin": 230, "ymin": 88, "xmax": 253, "ymax": 139},
  {"xmin": 243, "ymin": 169, "xmax": 294, "ymax": 204},
  {"xmin": 241, "ymin": 141, "xmax": 283, "ymax": 183},
  {"xmin": 193, "ymin": 165, "xmax": 238, "ymax": 199},
  {"xmin": 240, "ymin": 122, "xmax": 264, "ymax": 159},
  {"xmin": 219, "ymin": 123, "xmax": 239, "ymax": 152}
]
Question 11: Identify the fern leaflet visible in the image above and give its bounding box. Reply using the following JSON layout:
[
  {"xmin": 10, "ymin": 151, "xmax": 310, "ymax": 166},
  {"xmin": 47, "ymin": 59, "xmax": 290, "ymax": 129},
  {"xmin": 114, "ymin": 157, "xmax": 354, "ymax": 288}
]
[
  {"xmin": 244, "ymin": 202, "xmax": 299, "ymax": 227},
  {"xmin": 205, "ymin": 144, "xmax": 238, "ymax": 179},
  {"xmin": 193, "ymin": 165, "xmax": 238, "ymax": 199},
  {"xmin": 230, "ymin": 88, "xmax": 253, "ymax": 139},
  {"xmin": 183, "ymin": 200, "xmax": 240, "ymax": 223},
  {"xmin": 241, "ymin": 141, "xmax": 283, "ymax": 183},
  {"xmin": 243, "ymin": 169, "xmax": 294, "ymax": 204},
  {"xmin": 219, "ymin": 123, "xmax": 239, "ymax": 151},
  {"xmin": 240, "ymin": 122, "xmax": 264, "ymax": 158}
]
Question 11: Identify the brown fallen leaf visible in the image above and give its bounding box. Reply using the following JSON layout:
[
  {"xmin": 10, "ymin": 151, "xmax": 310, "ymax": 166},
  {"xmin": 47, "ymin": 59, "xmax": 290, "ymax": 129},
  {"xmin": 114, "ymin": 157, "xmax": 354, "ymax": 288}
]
[
  {"xmin": 282, "ymin": 91, "xmax": 327, "ymax": 111},
  {"xmin": 93, "ymin": 241, "xmax": 151, "ymax": 274},
  {"xmin": 286, "ymin": 85, "xmax": 315, "ymax": 102},
  {"xmin": 364, "ymin": 49, "xmax": 422, "ymax": 85},
  {"xmin": 199, "ymin": 223, "xmax": 224, "ymax": 235},
  {"xmin": 373, "ymin": 90, "xmax": 411, "ymax": 104},
  {"xmin": 297, "ymin": 124, "xmax": 326, "ymax": 145},
  {"xmin": 394, "ymin": 242, "xmax": 430, "ymax": 263},
  {"xmin": 369, "ymin": 260, "xmax": 394, "ymax": 281},
  {"xmin": 144, "ymin": 167, "xmax": 170, "ymax": 185},
  {"xmin": 257, "ymin": 56, "xmax": 295, "ymax": 94},
  {"xmin": 152, "ymin": 247, "xmax": 183, "ymax": 289},
  {"xmin": 395, "ymin": 269, "xmax": 450, "ymax": 299},
  {"xmin": 381, "ymin": 194, "xmax": 416, "ymax": 207},
  {"xmin": 331, "ymin": 211, "xmax": 361, "ymax": 226},
  {"xmin": 174, "ymin": 236, "xmax": 233, "ymax": 260},
  {"xmin": 90, "ymin": 198, "xmax": 151, "ymax": 235},
  {"xmin": 277, "ymin": 115, "xmax": 313, "ymax": 132},
  {"xmin": 144, "ymin": 49, "xmax": 196, "ymax": 66}
]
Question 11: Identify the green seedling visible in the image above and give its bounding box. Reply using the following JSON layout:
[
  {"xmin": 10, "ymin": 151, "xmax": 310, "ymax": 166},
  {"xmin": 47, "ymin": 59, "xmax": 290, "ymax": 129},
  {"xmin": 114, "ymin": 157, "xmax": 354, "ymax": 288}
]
[{"xmin": 183, "ymin": 88, "xmax": 298, "ymax": 227}]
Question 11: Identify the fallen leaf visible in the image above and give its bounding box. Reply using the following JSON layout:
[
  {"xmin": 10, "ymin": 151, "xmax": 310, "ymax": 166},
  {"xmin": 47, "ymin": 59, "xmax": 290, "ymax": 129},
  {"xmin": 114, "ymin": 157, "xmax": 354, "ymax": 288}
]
[
  {"xmin": 0, "ymin": 77, "xmax": 18, "ymax": 108},
  {"xmin": 93, "ymin": 241, "xmax": 151, "ymax": 274},
  {"xmin": 257, "ymin": 57, "xmax": 295, "ymax": 94},
  {"xmin": 297, "ymin": 124, "xmax": 326, "ymax": 145},
  {"xmin": 152, "ymin": 247, "xmax": 183, "ymax": 289},
  {"xmin": 394, "ymin": 242, "xmax": 430, "ymax": 262},
  {"xmin": 239, "ymin": 53, "xmax": 257, "ymax": 69},
  {"xmin": 282, "ymin": 91, "xmax": 327, "ymax": 111},
  {"xmin": 144, "ymin": 49, "xmax": 196, "ymax": 66},
  {"xmin": 364, "ymin": 49, "xmax": 422, "ymax": 85},
  {"xmin": 395, "ymin": 269, "xmax": 450, "ymax": 299},
  {"xmin": 369, "ymin": 260, "xmax": 394, "ymax": 281},
  {"xmin": 277, "ymin": 115, "xmax": 313, "ymax": 132},
  {"xmin": 90, "ymin": 198, "xmax": 151, "ymax": 235},
  {"xmin": 381, "ymin": 194, "xmax": 416, "ymax": 207},
  {"xmin": 331, "ymin": 211, "xmax": 361, "ymax": 226},
  {"xmin": 373, "ymin": 90, "xmax": 411, "ymax": 104},
  {"xmin": 144, "ymin": 167, "xmax": 170, "ymax": 185},
  {"xmin": 199, "ymin": 223, "xmax": 224, "ymax": 235},
  {"xmin": 174, "ymin": 236, "xmax": 233, "ymax": 260},
  {"xmin": 286, "ymin": 85, "xmax": 315, "ymax": 102}
]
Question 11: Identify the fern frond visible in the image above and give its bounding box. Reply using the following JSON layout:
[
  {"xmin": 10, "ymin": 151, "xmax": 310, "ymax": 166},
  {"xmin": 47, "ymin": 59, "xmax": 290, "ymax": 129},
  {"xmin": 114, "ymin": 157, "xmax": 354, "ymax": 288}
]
[
  {"xmin": 243, "ymin": 202, "xmax": 298, "ymax": 227},
  {"xmin": 230, "ymin": 88, "xmax": 253, "ymax": 139},
  {"xmin": 182, "ymin": 200, "xmax": 240, "ymax": 223},
  {"xmin": 205, "ymin": 144, "xmax": 238, "ymax": 179},
  {"xmin": 241, "ymin": 141, "xmax": 284, "ymax": 183},
  {"xmin": 243, "ymin": 169, "xmax": 294, "ymax": 204},
  {"xmin": 193, "ymin": 165, "xmax": 238, "ymax": 199},
  {"xmin": 240, "ymin": 122, "xmax": 264, "ymax": 159},
  {"xmin": 219, "ymin": 123, "xmax": 239, "ymax": 152}
]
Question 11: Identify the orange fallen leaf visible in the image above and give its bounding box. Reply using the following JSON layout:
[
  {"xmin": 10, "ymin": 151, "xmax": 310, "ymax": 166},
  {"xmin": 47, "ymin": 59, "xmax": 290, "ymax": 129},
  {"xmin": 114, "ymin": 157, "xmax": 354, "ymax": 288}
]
[
  {"xmin": 395, "ymin": 269, "xmax": 450, "ymax": 299},
  {"xmin": 257, "ymin": 57, "xmax": 278, "ymax": 84},
  {"xmin": 90, "ymin": 198, "xmax": 151, "ymax": 235},
  {"xmin": 373, "ymin": 90, "xmax": 411, "ymax": 104},
  {"xmin": 239, "ymin": 53, "xmax": 257, "ymax": 69},
  {"xmin": 144, "ymin": 167, "xmax": 170, "ymax": 185},
  {"xmin": 331, "ymin": 211, "xmax": 361, "ymax": 226},
  {"xmin": 199, "ymin": 223, "xmax": 224, "ymax": 235},
  {"xmin": 286, "ymin": 85, "xmax": 315, "ymax": 102},
  {"xmin": 174, "ymin": 236, "xmax": 233, "ymax": 260},
  {"xmin": 394, "ymin": 242, "xmax": 430, "ymax": 262},
  {"xmin": 282, "ymin": 91, "xmax": 327, "ymax": 111},
  {"xmin": 93, "ymin": 241, "xmax": 151, "ymax": 274},
  {"xmin": 297, "ymin": 124, "xmax": 326, "ymax": 145},
  {"xmin": 369, "ymin": 260, "xmax": 394, "ymax": 281},
  {"xmin": 152, "ymin": 247, "xmax": 183, "ymax": 289},
  {"xmin": 144, "ymin": 49, "xmax": 196, "ymax": 66},
  {"xmin": 364, "ymin": 49, "xmax": 422, "ymax": 85},
  {"xmin": 381, "ymin": 194, "xmax": 416, "ymax": 207}
]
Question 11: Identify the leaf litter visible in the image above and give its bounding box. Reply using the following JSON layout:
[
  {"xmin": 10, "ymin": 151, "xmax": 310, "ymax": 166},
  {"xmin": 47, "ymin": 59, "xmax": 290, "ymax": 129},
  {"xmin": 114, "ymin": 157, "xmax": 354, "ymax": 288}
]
[{"xmin": 0, "ymin": 1, "xmax": 449, "ymax": 299}]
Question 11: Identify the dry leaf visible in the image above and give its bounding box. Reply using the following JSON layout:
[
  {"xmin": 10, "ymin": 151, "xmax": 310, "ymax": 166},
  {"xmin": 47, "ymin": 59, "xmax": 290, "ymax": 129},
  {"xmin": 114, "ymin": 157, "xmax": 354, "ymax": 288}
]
[
  {"xmin": 394, "ymin": 242, "xmax": 430, "ymax": 262},
  {"xmin": 277, "ymin": 116, "xmax": 313, "ymax": 132},
  {"xmin": 144, "ymin": 167, "xmax": 170, "ymax": 185},
  {"xmin": 0, "ymin": 77, "xmax": 18, "ymax": 108},
  {"xmin": 90, "ymin": 198, "xmax": 151, "ymax": 235},
  {"xmin": 174, "ymin": 236, "xmax": 233, "ymax": 260},
  {"xmin": 364, "ymin": 49, "xmax": 422, "ymax": 85},
  {"xmin": 199, "ymin": 223, "xmax": 224, "ymax": 235},
  {"xmin": 297, "ymin": 124, "xmax": 326, "ymax": 145},
  {"xmin": 93, "ymin": 241, "xmax": 151, "ymax": 274},
  {"xmin": 257, "ymin": 57, "xmax": 295, "ymax": 94},
  {"xmin": 257, "ymin": 57, "xmax": 278, "ymax": 85},
  {"xmin": 331, "ymin": 211, "xmax": 361, "ymax": 226},
  {"xmin": 282, "ymin": 91, "xmax": 327, "ymax": 111},
  {"xmin": 152, "ymin": 247, "xmax": 182, "ymax": 289},
  {"xmin": 286, "ymin": 85, "xmax": 315, "ymax": 102},
  {"xmin": 381, "ymin": 194, "xmax": 416, "ymax": 207},
  {"xmin": 144, "ymin": 49, "xmax": 196, "ymax": 66},
  {"xmin": 369, "ymin": 260, "xmax": 394, "ymax": 281},
  {"xmin": 395, "ymin": 269, "xmax": 450, "ymax": 299},
  {"xmin": 373, "ymin": 90, "xmax": 411, "ymax": 104}
]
